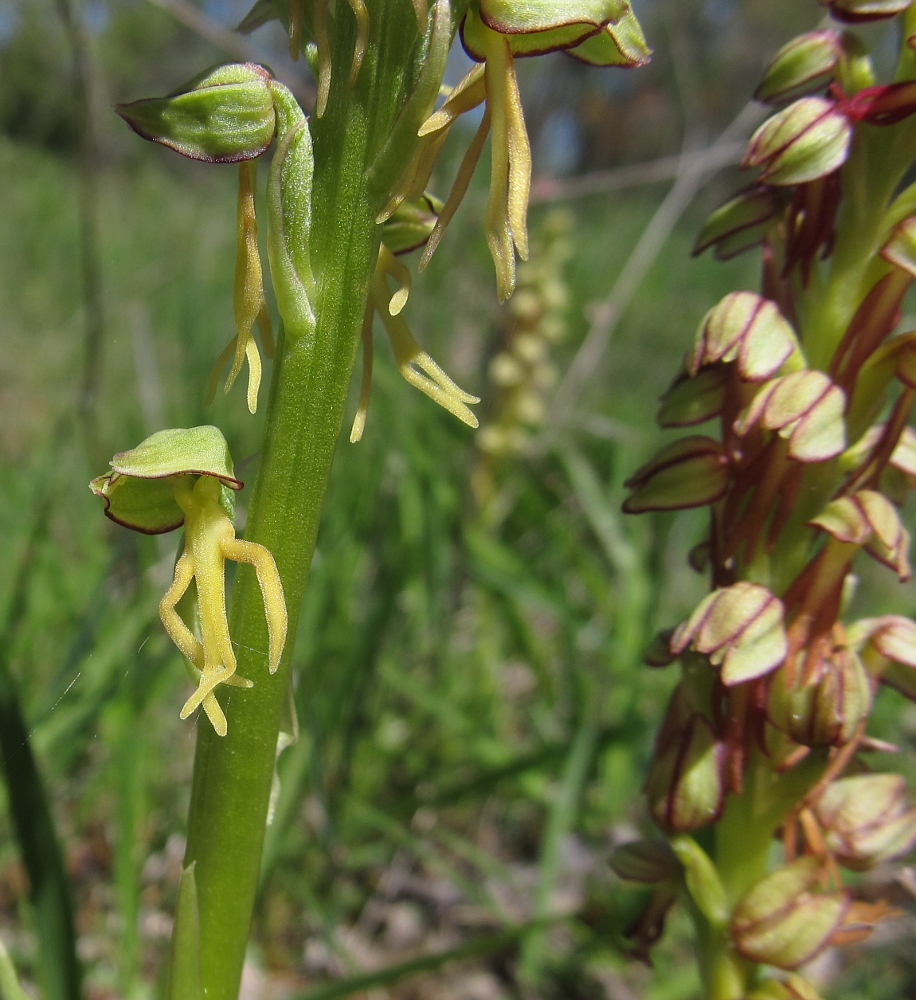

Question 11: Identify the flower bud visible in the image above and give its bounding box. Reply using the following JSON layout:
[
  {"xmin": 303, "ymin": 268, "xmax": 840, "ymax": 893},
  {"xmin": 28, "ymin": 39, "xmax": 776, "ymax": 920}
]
[
  {"xmin": 609, "ymin": 839, "xmax": 680, "ymax": 883},
  {"xmin": 730, "ymin": 856, "xmax": 849, "ymax": 970},
  {"xmin": 816, "ymin": 774, "xmax": 916, "ymax": 870},
  {"xmin": 622, "ymin": 436, "xmax": 728, "ymax": 513},
  {"xmin": 382, "ymin": 193, "xmax": 443, "ymax": 255},
  {"xmin": 692, "ymin": 187, "xmax": 779, "ymax": 260},
  {"xmin": 117, "ymin": 63, "xmax": 276, "ymax": 163},
  {"xmin": 881, "ymin": 215, "xmax": 916, "ymax": 278},
  {"xmin": 767, "ymin": 646, "xmax": 872, "ymax": 747},
  {"xmin": 657, "ymin": 366, "xmax": 727, "ymax": 428},
  {"xmin": 735, "ymin": 370, "xmax": 846, "ymax": 462},
  {"xmin": 671, "ymin": 582, "xmax": 788, "ymax": 686},
  {"xmin": 645, "ymin": 686, "xmax": 726, "ymax": 833},
  {"xmin": 688, "ymin": 292, "xmax": 798, "ymax": 382},
  {"xmin": 754, "ymin": 30, "xmax": 843, "ymax": 105},
  {"xmin": 810, "ymin": 489, "xmax": 911, "ymax": 580},
  {"xmin": 822, "ymin": 0, "xmax": 912, "ymax": 23},
  {"xmin": 743, "ymin": 97, "xmax": 851, "ymax": 186}
]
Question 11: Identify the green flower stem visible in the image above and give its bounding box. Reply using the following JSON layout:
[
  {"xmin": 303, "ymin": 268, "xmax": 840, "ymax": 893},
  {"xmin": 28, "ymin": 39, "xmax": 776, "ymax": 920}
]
[{"xmin": 179, "ymin": 10, "xmax": 445, "ymax": 997}]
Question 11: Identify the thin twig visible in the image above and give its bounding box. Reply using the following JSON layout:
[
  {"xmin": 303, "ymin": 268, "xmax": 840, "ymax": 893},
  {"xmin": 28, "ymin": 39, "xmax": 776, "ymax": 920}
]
[{"xmin": 144, "ymin": 0, "xmax": 314, "ymax": 107}]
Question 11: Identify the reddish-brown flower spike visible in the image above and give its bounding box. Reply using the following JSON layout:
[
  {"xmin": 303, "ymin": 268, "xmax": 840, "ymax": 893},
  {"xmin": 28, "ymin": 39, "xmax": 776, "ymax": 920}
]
[
  {"xmin": 810, "ymin": 489, "xmax": 912, "ymax": 579},
  {"xmin": 622, "ymin": 436, "xmax": 728, "ymax": 513},
  {"xmin": 754, "ymin": 30, "xmax": 843, "ymax": 105},
  {"xmin": 734, "ymin": 371, "xmax": 846, "ymax": 462},
  {"xmin": 670, "ymin": 582, "xmax": 788, "ymax": 685},
  {"xmin": 815, "ymin": 774, "xmax": 916, "ymax": 871},
  {"xmin": 688, "ymin": 291, "xmax": 798, "ymax": 381},
  {"xmin": 742, "ymin": 97, "xmax": 852, "ymax": 186},
  {"xmin": 730, "ymin": 856, "xmax": 850, "ymax": 971}
]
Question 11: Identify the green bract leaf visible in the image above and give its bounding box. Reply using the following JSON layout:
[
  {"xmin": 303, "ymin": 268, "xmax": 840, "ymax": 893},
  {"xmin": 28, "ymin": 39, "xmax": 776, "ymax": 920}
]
[
  {"xmin": 165, "ymin": 864, "xmax": 203, "ymax": 1000},
  {"xmin": 90, "ymin": 427, "xmax": 241, "ymax": 535},
  {"xmin": 670, "ymin": 836, "xmax": 728, "ymax": 927},
  {"xmin": 566, "ymin": 8, "xmax": 652, "ymax": 67},
  {"xmin": 755, "ymin": 30, "xmax": 842, "ymax": 105},
  {"xmin": 117, "ymin": 63, "xmax": 276, "ymax": 163}
]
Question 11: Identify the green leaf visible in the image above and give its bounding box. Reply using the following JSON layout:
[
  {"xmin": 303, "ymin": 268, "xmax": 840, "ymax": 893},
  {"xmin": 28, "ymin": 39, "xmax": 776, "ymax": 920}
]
[
  {"xmin": 166, "ymin": 864, "xmax": 203, "ymax": 1000},
  {"xmin": 0, "ymin": 939, "xmax": 30, "ymax": 1000}
]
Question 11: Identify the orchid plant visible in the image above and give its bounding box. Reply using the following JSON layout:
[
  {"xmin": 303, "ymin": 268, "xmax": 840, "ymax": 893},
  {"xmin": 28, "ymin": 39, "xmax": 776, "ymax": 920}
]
[
  {"xmin": 87, "ymin": 2, "xmax": 649, "ymax": 995},
  {"xmin": 615, "ymin": 2, "xmax": 916, "ymax": 998}
]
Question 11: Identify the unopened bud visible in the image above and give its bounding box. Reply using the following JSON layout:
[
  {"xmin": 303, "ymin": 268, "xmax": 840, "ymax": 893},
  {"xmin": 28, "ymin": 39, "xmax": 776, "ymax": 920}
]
[
  {"xmin": 117, "ymin": 63, "xmax": 276, "ymax": 163},
  {"xmin": 755, "ymin": 30, "xmax": 843, "ymax": 105},
  {"xmin": 730, "ymin": 856, "xmax": 849, "ymax": 970},
  {"xmin": 816, "ymin": 774, "xmax": 916, "ymax": 870},
  {"xmin": 693, "ymin": 187, "xmax": 779, "ymax": 260},
  {"xmin": 622, "ymin": 436, "xmax": 729, "ymax": 513},
  {"xmin": 658, "ymin": 367, "xmax": 727, "ymax": 428},
  {"xmin": 767, "ymin": 647, "xmax": 872, "ymax": 746},
  {"xmin": 688, "ymin": 292, "xmax": 798, "ymax": 382},
  {"xmin": 810, "ymin": 489, "xmax": 911, "ymax": 580},
  {"xmin": 671, "ymin": 582, "xmax": 788, "ymax": 686},
  {"xmin": 743, "ymin": 97, "xmax": 851, "ymax": 186},
  {"xmin": 382, "ymin": 193, "xmax": 443, "ymax": 255}
]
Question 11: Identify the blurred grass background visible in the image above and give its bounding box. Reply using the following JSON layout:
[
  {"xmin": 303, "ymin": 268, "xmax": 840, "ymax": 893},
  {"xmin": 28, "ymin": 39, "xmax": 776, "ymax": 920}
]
[{"xmin": 1, "ymin": 1, "xmax": 916, "ymax": 998}]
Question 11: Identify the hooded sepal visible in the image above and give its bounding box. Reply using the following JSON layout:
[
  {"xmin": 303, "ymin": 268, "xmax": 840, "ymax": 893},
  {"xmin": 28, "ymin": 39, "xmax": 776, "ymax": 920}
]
[
  {"xmin": 90, "ymin": 426, "xmax": 241, "ymax": 534},
  {"xmin": 734, "ymin": 371, "xmax": 846, "ymax": 462},
  {"xmin": 688, "ymin": 292, "xmax": 799, "ymax": 382},
  {"xmin": 815, "ymin": 774, "xmax": 916, "ymax": 870},
  {"xmin": 117, "ymin": 63, "xmax": 276, "ymax": 163},
  {"xmin": 671, "ymin": 582, "xmax": 788, "ymax": 685},
  {"xmin": 821, "ymin": 0, "xmax": 913, "ymax": 23},
  {"xmin": 810, "ymin": 489, "xmax": 912, "ymax": 579},
  {"xmin": 692, "ymin": 187, "xmax": 779, "ymax": 260}
]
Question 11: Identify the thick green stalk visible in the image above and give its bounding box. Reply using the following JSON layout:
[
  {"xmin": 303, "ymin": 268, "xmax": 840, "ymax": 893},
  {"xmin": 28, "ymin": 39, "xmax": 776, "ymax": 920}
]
[{"xmin": 180, "ymin": 10, "xmax": 433, "ymax": 997}]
